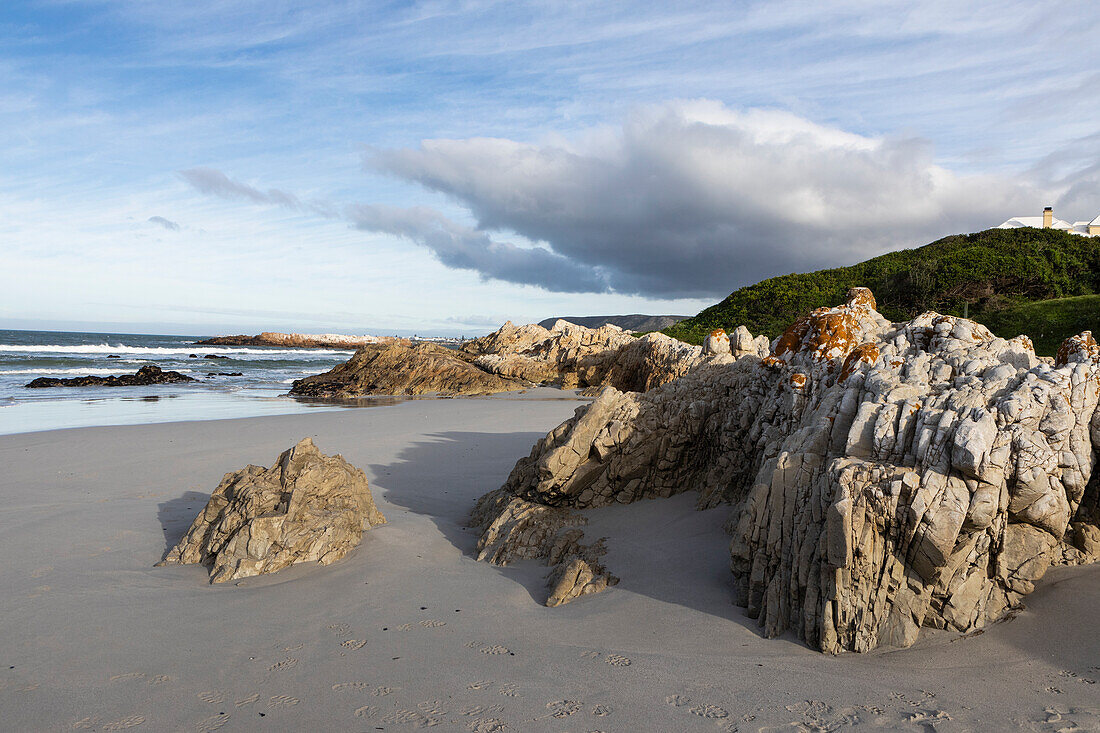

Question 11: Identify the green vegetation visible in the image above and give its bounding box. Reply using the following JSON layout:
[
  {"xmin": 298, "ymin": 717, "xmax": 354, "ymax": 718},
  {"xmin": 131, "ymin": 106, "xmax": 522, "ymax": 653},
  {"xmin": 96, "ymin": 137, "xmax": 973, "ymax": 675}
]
[
  {"xmin": 663, "ymin": 227, "xmax": 1100, "ymax": 356},
  {"xmin": 980, "ymin": 295, "xmax": 1100, "ymax": 356}
]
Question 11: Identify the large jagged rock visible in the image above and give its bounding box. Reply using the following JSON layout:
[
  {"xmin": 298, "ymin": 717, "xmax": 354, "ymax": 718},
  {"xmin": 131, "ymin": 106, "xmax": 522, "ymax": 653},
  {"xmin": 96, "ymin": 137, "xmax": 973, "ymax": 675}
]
[
  {"xmin": 469, "ymin": 320, "xmax": 732, "ymax": 393},
  {"xmin": 289, "ymin": 341, "xmax": 526, "ymax": 397},
  {"xmin": 471, "ymin": 287, "xmax": 1100, "ymax": 652},
  {"xmin": 158, "ymin": 438, "xmax": 385, "ymax": 583}
]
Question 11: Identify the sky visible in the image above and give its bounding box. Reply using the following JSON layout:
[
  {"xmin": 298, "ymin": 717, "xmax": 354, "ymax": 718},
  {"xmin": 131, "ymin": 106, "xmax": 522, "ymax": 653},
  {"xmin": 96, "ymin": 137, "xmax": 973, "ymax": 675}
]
[{"xmin": 1, "ymin": 1, "xmax": 1098, "ymax": 336}]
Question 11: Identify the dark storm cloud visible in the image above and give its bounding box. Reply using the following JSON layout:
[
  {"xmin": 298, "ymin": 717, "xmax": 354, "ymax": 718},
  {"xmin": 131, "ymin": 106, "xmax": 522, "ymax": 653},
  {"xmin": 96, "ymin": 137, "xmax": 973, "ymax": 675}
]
[
  {"xmin": 367, "ymin": 101, "xmax": 1040, "ymax": 298},
  {"xmin": 345, "ymin": 203, "xmax": 609, "ymax": 293}
]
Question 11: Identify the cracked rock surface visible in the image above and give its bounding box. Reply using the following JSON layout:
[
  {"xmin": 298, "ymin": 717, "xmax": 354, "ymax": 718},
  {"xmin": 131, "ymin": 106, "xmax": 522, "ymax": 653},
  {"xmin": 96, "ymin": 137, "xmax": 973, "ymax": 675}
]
[
  {"xmin": 159, "ymin": 438, "xmax": 385, "ymax": 583},
  {"xmin": 471, "ymin": 288, "xmax": 1100, "ymax": 652}
]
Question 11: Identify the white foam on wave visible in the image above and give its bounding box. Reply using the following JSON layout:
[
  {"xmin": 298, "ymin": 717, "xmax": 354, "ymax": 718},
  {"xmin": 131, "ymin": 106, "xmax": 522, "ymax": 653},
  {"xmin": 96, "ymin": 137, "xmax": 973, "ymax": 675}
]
[
  {"xmin": 0, "ymin": 343, "xmax": 349, "ymax": 358},
  {"xmin": 0, "ymin": 368, "xmax": 196, "ymax": 376}
]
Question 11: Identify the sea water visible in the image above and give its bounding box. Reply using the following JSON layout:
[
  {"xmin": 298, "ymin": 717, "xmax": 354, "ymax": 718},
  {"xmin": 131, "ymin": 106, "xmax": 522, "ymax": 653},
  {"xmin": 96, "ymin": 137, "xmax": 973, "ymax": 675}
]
[{"xmin": 0, "ymin": 329, "xmax": 374, "ymax": 435}]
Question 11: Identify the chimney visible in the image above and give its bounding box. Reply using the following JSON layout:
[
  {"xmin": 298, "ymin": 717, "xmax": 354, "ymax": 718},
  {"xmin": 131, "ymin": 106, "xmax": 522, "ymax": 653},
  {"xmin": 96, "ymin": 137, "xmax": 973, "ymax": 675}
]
[{"xmin": 1043, "ymin": 206, "xmax": 1053, "ymax": 228}]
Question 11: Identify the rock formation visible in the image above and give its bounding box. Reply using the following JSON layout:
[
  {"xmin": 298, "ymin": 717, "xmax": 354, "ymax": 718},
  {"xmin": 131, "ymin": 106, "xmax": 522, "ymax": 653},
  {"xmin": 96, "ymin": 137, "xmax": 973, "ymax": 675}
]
[
  {"xmin": 470, "ymin": 288, "xmax": 1100, "ymax": 652},
  {"xmin": 289, "ymin": 341, "xmax": 527, "ymax": 397},
  {"xmin": 25, "ymin": 365, "xmax": 196, "ymax": 388},
  {"xmin": 290, "ymin": 318, "xmax": 754, "ymax": 399},
  {"xmin": 703, "ymin": 329, "xmax": 731, "ymax": 356},
  {"xmin": 469, "ymin": 489, "xmax": 617, "ymax": 606},
  {"xmin": 196, "ymin": 332, "xmax": 386, "ymax": 348},
  {"xmin": 158, "ymin": 438, "xmax": 385, "ymax": 583}
]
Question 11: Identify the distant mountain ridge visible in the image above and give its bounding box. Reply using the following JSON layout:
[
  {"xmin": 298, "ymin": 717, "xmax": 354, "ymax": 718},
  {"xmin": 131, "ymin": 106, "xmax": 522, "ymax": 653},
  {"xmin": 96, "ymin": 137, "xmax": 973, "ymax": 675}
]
[{"xmin": 537, "ymin": 314, "xmax": 689, "ymax": 332}]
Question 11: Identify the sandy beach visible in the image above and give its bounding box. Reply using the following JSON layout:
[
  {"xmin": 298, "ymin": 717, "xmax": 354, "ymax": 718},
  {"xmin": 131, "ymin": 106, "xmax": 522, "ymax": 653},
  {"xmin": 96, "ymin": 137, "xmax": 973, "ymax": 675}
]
[{"xmin": 1, "ymin": 392, "xmax": 1097, "ymax": 732}]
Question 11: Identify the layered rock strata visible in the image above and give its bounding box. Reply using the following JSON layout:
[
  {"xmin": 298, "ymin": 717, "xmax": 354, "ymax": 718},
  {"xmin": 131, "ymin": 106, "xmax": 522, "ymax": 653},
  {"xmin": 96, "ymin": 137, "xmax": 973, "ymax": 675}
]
[
  {"xmin": 471, "ymin": 288, "xmax": 1100, "ymax": 652},
  {"xmin": 25, "ymin": 365, "xmax": 195, "ymax": 388},
  {"xmin": 158, "ymin": 438, "xmax": 385, "ymax": 583}
]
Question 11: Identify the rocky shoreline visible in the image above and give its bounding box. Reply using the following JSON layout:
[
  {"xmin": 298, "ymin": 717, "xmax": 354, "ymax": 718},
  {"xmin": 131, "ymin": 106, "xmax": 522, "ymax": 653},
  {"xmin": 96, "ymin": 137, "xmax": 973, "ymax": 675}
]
[{"xmin": 468, "ymin": 288, "xmax": 1100, "ymax": 651}]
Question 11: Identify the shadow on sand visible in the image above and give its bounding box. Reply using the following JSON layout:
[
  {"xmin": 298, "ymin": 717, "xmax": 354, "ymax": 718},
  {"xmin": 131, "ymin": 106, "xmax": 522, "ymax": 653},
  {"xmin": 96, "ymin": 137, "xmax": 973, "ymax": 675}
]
[
  {"xmin": 155, "ymin": 490, "xmax": 208, "ymax": 558},
  {"xmin": 368, "ymin": 430, "xmax": 763, "ymax": 636}
]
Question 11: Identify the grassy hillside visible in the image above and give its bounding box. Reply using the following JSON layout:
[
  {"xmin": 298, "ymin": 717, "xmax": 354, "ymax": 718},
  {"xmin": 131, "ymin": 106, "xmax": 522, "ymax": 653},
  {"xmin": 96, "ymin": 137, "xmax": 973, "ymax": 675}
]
[
  {"xmin": 663, "ymin": 228, "xmax": 1100, "ymax": 356},
  {"xmin": 980, "ymin": 295, "xmax": 1100, "ymax": 356}
]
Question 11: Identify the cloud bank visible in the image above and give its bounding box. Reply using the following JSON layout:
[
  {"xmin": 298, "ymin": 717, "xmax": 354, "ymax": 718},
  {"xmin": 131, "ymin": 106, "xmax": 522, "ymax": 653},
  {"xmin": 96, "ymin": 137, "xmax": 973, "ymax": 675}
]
[{"xmin": 367, "ymin": 101, "xmax": 1041, "ymax": 297}]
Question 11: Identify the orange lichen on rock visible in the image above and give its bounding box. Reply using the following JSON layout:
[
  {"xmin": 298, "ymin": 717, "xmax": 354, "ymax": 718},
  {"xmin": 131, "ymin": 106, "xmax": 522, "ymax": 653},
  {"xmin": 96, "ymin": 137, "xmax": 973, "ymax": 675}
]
[
  {"xmin": 789, "ymin": 372, "xmax": 807, "ymax": 388},
  {"xmin": 1056, "ymin": 331, "xmax": 1100, "ymax": 367},
  {"xmin": 838, "ymin": 342, "xmax": 881, "ymax": 382},
  {"xmin": 770, "ymin": 287, "xmax": 881, "ymax": 367}
]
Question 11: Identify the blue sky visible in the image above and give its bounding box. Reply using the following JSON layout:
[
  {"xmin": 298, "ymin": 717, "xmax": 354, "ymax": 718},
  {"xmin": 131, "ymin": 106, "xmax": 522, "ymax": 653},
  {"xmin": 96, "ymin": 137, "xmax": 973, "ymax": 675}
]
[{"xmin": 1, "ymin": 1, "xmax": 1097, "ymax": 336}]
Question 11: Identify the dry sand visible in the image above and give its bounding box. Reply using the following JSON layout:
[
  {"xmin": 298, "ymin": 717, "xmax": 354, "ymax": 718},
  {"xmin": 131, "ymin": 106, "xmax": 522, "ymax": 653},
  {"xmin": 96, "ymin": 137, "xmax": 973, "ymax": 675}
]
[{"xmin": 0, "ymin": 391, "xmax": 1097, "ymax": 732}]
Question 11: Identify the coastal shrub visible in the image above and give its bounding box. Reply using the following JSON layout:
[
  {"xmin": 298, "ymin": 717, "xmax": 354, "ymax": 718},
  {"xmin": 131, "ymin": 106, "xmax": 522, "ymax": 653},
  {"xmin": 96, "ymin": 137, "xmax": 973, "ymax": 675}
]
[{"xmin": 664, "ymin": 227, "xmax": 1100, "ymax": 355}]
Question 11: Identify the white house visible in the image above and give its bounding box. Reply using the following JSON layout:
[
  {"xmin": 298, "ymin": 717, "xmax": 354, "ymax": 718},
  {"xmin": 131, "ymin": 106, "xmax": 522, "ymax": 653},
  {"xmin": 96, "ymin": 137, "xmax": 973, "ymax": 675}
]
[{"xmin": 997, "ymin": 206, "xmax": 1100, "ymax": 236}]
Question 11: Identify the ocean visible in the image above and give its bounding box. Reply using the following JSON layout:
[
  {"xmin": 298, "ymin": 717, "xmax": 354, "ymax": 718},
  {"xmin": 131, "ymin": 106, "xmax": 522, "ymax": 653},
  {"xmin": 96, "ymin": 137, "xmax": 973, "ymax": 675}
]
[{"xmin": 0, "ymin": 328, "xmax": 368, "ymax": 435}]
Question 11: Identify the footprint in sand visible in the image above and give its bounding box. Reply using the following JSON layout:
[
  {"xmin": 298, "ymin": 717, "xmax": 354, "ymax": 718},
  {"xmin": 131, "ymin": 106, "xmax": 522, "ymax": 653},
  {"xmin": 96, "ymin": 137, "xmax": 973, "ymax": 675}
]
[
  {"xmin": 234, "ymin": 693, "xmax": 260, "ymax": 707},
  {"xmin": 467, "ymin": 680, "xmax": 493, "ymax": 691},
  {"xmin": 102, "ymin": 715, "xmax": 146, "ymax": 730},
  {"xmin": 592, "ymin": 705, "xmax": 613, "ymax": 717},
  {"xmin": 398, "ymin": 623, "xmax": 415, "ymax": 631},
  {"xmin": 461, "ymin": 704, "xmax": 505, "ymax": 716},
  {"xmin": 267, "ymin": 657, "xmax": 298, "ymax": 672},
  {"xmin": 498, "ymin": 684, "xmax": 518, "ymax": 697},
  {"xmin": 690, "ymin": 704, "xmax": 729, "ymax": 719},
  {"xmin": 340, "ymin": 639, "xmax": 367, "ymax": 650},
  {"xmin": 467, "ymin": 718, "xmax": 507, "ymax": 732},
  {"xmin": 17, "ymin": 683, "xmax": 39, "ymax": 692},
  {"xmin": 579, "ymin": 650, "xmax": 600, "ymax": 659},
  {"xmin": 480, "ymin": 644, "xmax": 510, "ymax": 655},
  {"xmin": 276, "ymin": 642, "xmax": 304, "ymax": 652},
  {"xmin": 332, "ymin": 681, "xmax": 369, "ymax": 691},
  {"xmin": 666, "ymin": 695, "xmax": 693, "ymax": 707},
  {"xmin": 418, "ymin": 700, "xmax": 448, "ymax": 715},
  {"xmin": 605, "ymin": 654, "xmax": 631, "ymax": 667},
  {"xmin": 1038, "ymin": 706, "xmax": 1100, "ymax": 732},
  {"xmin": 420, "ymin": 619, "xmax": 446, "ymax": 628},
  {"xmin": 327, "ymin": 623, "xmax": 351, "ymax": 637},
  {"xmin": 545, "ymin": 700, "xmax": 581, "ymax": 718},
  {"xmin": 371, "ymin": 685, "xmax": 398, "ymax": 697},
  {"xmin": 381, "ymin": 709, "xmax": 420, "ymax": 724},
  {"xmin": 110, "ymin": 673, "xmax": 144, "ymax": 682},
  {"xmin": 268, "ymin": 695, "xmax": 299, "ymax": 708},
  {"xmin": 354, "ymin": 705, "xmax": 379, "ymax": 719},
  {"xmin": 72, "ymin": 716, "xmax": 101, "ymax": 730},
  {"xmin": 195, "ymin": 713, "xmax": 230, "ymax": 732},
  {"xmin": 1047, "ymin": 687, "xmax": 1065, "ymax": 695},
  {"xmin": 30, "ymin": 565, "xmax": 53, "ymax": 578},
  {"xmin": 147, "ymin": 675, "xmax": 170, "ymax": 685},
  {"xmin": 197, "ymin": 691, "xmax": 226, "ymax": 705}
]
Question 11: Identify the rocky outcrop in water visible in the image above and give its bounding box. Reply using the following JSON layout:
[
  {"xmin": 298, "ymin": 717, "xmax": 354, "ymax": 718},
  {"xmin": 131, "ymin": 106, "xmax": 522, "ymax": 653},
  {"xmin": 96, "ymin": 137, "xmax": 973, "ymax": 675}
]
[
  {"xmin": 471, "ymin": 288, "xmax": 1100, "ymax": 652},
  {"xmin": 158, "ymin": 438, "xmax": 385, "ymax": 583},
  {"xmin": 290, "ymin": 341, "xmax": 526, "ymax": 397},
  {"xmin": 196, "ymin": 332, "xmax": 385, "ymax": 348},
  {"xmin": 25, "ymin": 365, "xmax": 196, "ymax": 388}
]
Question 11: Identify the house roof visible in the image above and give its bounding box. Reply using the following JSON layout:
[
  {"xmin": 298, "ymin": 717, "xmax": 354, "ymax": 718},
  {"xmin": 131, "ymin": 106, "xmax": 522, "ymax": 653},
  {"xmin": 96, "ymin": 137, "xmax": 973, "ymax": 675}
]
[{"xmin": 997, "ymin": 216, "xmax": 1072, "ymax": 230}]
